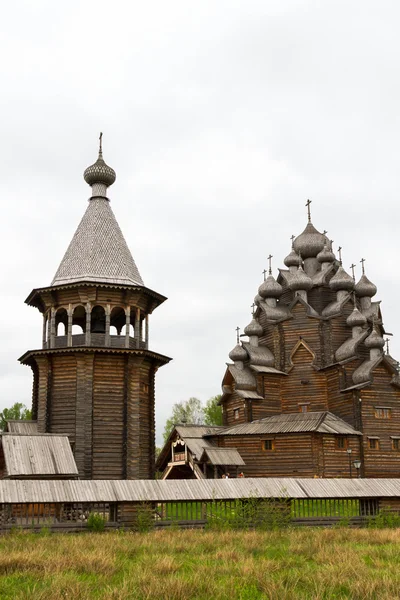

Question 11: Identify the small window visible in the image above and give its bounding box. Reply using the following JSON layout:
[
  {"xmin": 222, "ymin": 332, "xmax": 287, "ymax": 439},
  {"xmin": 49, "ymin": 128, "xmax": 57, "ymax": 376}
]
[
  {"xmin": 392, "ymin": 439, "xmax": 400, "ymax": 451},
  {"xmin": 233, "ymin": 408, "xmax": 240, "ymax": 420},
  {"xmin": 299, "ymin": 404, "xmax": 309, "ymax": 413},
  {"xmin": 375, "ymin": 407, "xmax": 391, "ymax": 419},
  {"xmin": 368, "ymin": 438, "xmax": 380, "ymax": 450},
  {"xmin": 141, "ymin": 383, "xmax": 149, "ymax": 394},
  {"xmin": 262, "ymin": 439, "xmax": 275, "ymax": 451},
  {"xmin": 336, "ymin": 437, "xmax": 347, "ymax": 449}
]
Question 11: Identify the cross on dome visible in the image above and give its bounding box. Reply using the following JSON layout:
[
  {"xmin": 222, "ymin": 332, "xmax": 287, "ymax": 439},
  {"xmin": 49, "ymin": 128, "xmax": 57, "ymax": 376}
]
[
  {"xmin": 350, "ymin": 263, "xmax": 356, "ymax": 280},
  {"xmin": 305, "ymin": 199, "xmax": 312, "ymax": 222},
  {"xmin": 267, "ymin": 254, "xmax": 273, "ymax": 275}
]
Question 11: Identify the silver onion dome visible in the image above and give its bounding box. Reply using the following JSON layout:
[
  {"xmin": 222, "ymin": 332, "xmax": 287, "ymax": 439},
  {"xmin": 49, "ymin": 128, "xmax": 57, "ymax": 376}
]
[
  {"xmin": 293, "ymin": 222, "xmax": 327, "ymax": 259},
  {"xmin": 317, "ymin": 243, "xmax": 335, "ymax": 264},
  {"xmin": 84, "ymin": 134, "xmax": 116, "ymax": 188},
  {"xmin": 288, "ymin": 265, "xmax": 313, "ymax": 291},
  {"xmin": 258, "ymin": 275, "xmax": 283, "ymax": 299},
  {"xmin": 229, "ymin": 344, "xmax": 248, "ymax": 362},
  {"xmin": 346, "ymin": 307, "xmax": 367, "ymax": 328},
  {"xmin": 244, "ymin": 317, "xmax": 263, "ymax": 337},
  {"xmin": 355, "ymin": 274, "xmax": 377, "ymax": 298},
  {"xmin": 329, "ymin": 267, "xmax": 354, "ymax": 292},
  {"xmin": 284, "ymin": 249, "xmax": 301, "ymax": 268},
  {"xmin": 365, "ymin": 329, "xmax": 385, "ymax": 349}
]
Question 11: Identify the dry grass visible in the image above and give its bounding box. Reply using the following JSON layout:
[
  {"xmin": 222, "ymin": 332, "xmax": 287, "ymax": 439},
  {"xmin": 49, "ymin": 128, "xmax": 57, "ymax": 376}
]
[{"xmin": 0, "ymin": 528, "xmax": 399, "ymax": 599}]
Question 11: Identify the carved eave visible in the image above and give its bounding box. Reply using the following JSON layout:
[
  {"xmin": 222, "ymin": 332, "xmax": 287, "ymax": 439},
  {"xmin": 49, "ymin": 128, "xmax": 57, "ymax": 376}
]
[
  {"xmin": 225, "ymin": 364, "xmax": 257, "ymax": 391},
  {"xmin": 258, "ymin": 300, "xmax": 289, "ymax": 322},
  {"xmin": 25, "ymin": 282, "xmax": 167, "ymax": 314},
  {"xmin": 18, "ymin": 346, "xmax": 172, "ymax": 367},
  {"xmin": 321, "ymin": 293, "xmax": 352, "ymax": 319},
  {"xmin": 249, "ymin": 365, "xmax": 287, "ymax": 375},
  {"xmin": 311, "ymin": 264, "xmax": 335, "ymax": 286},
  {"xmin": 288, "ymin": 338, "xmax": 317, "ymax": 373},
  {"xmin": 335, "ymin": 331, "xmax": 369, "ymax": 363},
  {"xmin": 288, "ymin": 295, "xmax": 320, "ymax": 319}
]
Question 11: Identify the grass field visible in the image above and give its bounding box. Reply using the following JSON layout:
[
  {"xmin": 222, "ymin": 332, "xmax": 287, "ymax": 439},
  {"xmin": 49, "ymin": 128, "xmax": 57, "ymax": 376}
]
[{"xmin": 1, "ymin": 528, "xmax": 400, "ymax": 599}]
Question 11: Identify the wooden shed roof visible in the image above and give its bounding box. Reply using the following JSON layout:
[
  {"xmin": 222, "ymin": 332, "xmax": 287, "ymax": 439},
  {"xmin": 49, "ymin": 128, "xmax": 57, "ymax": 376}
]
[
  {"xmin": 1, "ymin": 434, "xmax": 78, "ymax": 478},
  {"xmin": 215, "ymin": 412, "xmax": 362, "ymax": 437},
  {"xmin": 200, "ymin": 447, "xmax": 245, "ymax": 466},
  {"xmin": 5, "ymin": 421, "xmax": 38, "ymax": 434},
  {"xmin": 1, "ymin": 478, "xmax": 400, "ymax": 503}
]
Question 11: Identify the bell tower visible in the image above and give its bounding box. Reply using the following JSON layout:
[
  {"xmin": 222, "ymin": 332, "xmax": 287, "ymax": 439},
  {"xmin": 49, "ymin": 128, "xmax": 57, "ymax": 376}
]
[{"xmin": 19, "ymin": 136, "xmax": 171, "ymax": 480}]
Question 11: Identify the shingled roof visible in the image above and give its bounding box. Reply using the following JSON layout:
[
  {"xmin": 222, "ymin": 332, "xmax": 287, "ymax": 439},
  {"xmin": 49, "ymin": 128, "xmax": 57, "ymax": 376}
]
[
  {"xmin": 215, "ymin": 412, "xmax": 362, "ymax": 437},
  {"xmin": 51, "ymin": 197, "xmax": 143, "ymax": 287}
]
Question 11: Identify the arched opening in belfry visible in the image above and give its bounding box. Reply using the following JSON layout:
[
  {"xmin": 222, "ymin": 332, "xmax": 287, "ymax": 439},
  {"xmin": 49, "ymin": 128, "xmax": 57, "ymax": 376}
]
[
  {"xmin": 91, "ymin": 305, "xmax": 106, "ymax": 334},
  {"xmin": 55, "ymin": 308, "xmax": 68, "ymax": 336},
  {"xmin": 72, "ymin": 305, "xmax": 86, "ymax": 335},
  {"xmin": 121, "ymin": 323, "xmax": 134, "ymax": 337},
  {"xmin": 110, "ymin": 306, "xmax": 125, "ymax": 336}
]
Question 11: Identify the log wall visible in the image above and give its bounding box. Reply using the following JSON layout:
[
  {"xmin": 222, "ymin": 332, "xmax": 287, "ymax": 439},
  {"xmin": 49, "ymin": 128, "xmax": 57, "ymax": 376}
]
[
  {"xmin": 92, "ymin": 355, "xmax": 125, "ymax": 479},
  {"xmin": 360, "ymin": 364, "xmax": 400, "ymax": 478}
]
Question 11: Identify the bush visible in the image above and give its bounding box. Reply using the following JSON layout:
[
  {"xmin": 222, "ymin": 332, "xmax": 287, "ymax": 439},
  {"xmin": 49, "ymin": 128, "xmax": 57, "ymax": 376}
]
[
  {"xmin": 367, "ymin": 510, "xmax": 400, "ymax": 529},
  {"xmin": 136, "ymin": 504, "xmax": 155, "ymax": 533},
  {"xmin": 207, "ymin": 497, "xmax": 291, "ymax": 531},
  {"xmin": 87, "ymin": 512, "xmax": 106, "ymax": 532}
]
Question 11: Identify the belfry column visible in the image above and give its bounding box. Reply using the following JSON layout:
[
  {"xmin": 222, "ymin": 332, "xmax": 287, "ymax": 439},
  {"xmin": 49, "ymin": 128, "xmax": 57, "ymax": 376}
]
[
  {"xmin": 135, "ymin": 308, "xmax": 140, "ymax": 348},
  {"xmin": 85, "ymin": 303, "xmax": 91, "ymax": 345},
  {"xmin": 67, "ymin": 305, "xmax": 73, "ymax": 347},
  {"xmin": 125, "ymin": 308, "xmax": 131, "ymax": 348},
  {"xmin": 49, "ymin": 307, "xmax": 56, "ymax": 348},
  {"xmin": 42, "ymin": 314, "xmax": 47, "ymax": 348},
  {"xmin": 145, "ymin": 315, "xmax": 149, "ymax": 349},
  {"xmin": 105, "ymin": 304, "xmax": 111, "ymax": 347}
]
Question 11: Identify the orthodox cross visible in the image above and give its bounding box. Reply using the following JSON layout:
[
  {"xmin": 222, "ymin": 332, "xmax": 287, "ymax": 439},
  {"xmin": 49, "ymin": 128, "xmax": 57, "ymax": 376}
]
[
  {"xmin": 236, "ymin": 327, "xmax": 240, "ymax": 343},
  {"xmin": 337, "ymin": 246, "xmax": 342, "ymax": 265},
  {"xmin": 386, "ymin": 338, "xmax": 390, "ymax": 355},
  {"xmin": 251, "ymin": 303, "xmax": 255, "ymax": 315},
  {"xmin": 99, "ymin": 131, "xmax": 103, "ymax": 154},
  {"xmin": 350, "ymin": 263, "xmax": 356, "ymax": 281},
  {"xmin": 262, "ymin": 268, "xmax": 267, "ymax": 281},
  {"xmin": 305, "ymin": 199, "xmax": 312, "ymax": 222},
  {"xmin": 360, "ymin": 257, "xmax": 366, "ymax": 275},
  {"xmin": 290, "ymin": 234, "xmax": 295, "ymax": 246},
  {"xmin": 267, "ymin": 254, "xmax": 273, "ymax": 275}
]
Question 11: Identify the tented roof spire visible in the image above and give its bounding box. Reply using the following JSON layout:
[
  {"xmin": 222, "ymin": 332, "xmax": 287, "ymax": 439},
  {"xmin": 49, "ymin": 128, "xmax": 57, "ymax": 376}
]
[{"xmin": 51, "ymin": 136, "xmax": 143, "ymax": 287}]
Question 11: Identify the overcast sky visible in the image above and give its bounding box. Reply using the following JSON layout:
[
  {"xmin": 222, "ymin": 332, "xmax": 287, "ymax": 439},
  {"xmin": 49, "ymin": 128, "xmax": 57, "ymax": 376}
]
[{"xmin": 1, "ymin": 1, "xmax": 400, "ymax": 445}]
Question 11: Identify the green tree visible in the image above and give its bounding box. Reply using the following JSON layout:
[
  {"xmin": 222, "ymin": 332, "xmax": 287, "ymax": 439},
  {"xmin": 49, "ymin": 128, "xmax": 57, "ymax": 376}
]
[
  {"xmin": 203, "ymin": 394, "xmax": 223, "ymax": 426},
  {"xmin": 0, "ymin": 402, "xmax": 32, "ymax": 431},
  {"xmin": 163, "ymin": 397, "xmax": 203, "ymax": 443}
]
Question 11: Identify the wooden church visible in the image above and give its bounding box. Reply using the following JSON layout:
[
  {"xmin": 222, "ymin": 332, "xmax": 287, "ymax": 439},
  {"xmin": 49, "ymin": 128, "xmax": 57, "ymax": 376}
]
[
  {"xmin": 157, "ymin": 203, "xmax": 400, "ymax": 480},
  {"xmin": 1, "ymin": 137, "xmax": 171, "ymax": 481}
]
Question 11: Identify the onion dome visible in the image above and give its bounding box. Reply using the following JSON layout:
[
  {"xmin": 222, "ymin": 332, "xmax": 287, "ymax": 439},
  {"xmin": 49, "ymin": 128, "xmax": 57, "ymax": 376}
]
[
  {"xmin": 355, "ymin": 274, "xmax": 377, "ymax": 298},
  {"xmin": 258, "ymin": 275, "xmax": 283, "ymax": 299},
  {"xmin": 254, "ymin": 293, "xmax": 262, "ymax": 305},
  {"xmin": 288, "ymin": 265, "xmax": 313, "ymax": 291},
  {"xmin": 365, "ymin": 329, "xmax": 385, "ymax": 349},
  {"xmin": 284, "ymin": 249, "xmax": 301, "ymax": 268},
  {"xmin": 244, "ymin": 317, "xmax": 263, "ymax": 337},
  {"xmin": 229, "ymin": 344, "xmax": 248, "ymax": 362},
  {"xmin": 84, "ymin": 133, "xmax": 116, "ymax": 188},
  {"xmin": 293, "ymin": 222, "xmax": 327, "ymax": 259},
  {"xmin": 329, "ymin": 266, "xmax": 354, "ymax": 292},
  {"xmin": 346, "ymin": 307, "xmax": 367, "ymax": 327},
  {"xmin": 317, "ymin": 243, "xmax": 335, "ymax": 264}
]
